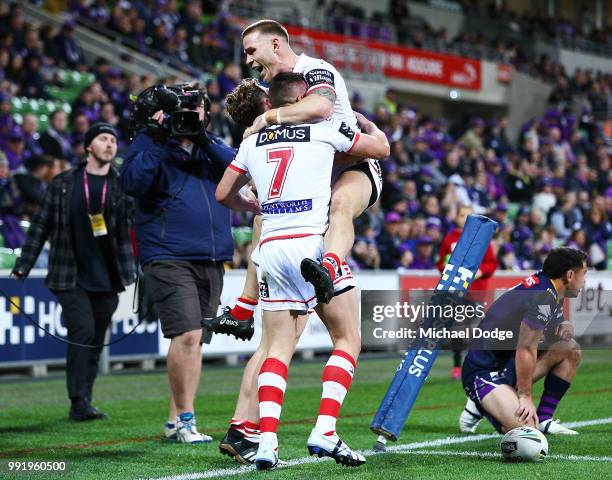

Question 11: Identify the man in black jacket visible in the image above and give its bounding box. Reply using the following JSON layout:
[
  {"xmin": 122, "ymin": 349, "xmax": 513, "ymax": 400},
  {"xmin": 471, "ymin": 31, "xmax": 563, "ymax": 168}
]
[{"xmin": 13, "ymin": 123, "xmax": 137, "ymax": 421}]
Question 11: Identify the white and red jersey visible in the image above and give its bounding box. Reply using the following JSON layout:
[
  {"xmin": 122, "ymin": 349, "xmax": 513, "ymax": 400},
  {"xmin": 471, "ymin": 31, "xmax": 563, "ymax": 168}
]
[
  {"xmin": 293, "ymin": 53, "xmax": 357, "ymax": 128},
  {"xmin": 230, "ymin": 119, "xmax": 360, "ymax": 243}
]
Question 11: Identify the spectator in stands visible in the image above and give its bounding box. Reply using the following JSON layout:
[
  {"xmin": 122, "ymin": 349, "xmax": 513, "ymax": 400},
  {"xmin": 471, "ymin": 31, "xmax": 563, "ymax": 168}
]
[
  {"xmin": 583, "ymin": 205, "xmax": 611, "ymax": 270},
  {"xmin": 120, "ymin": 82, "xmax": 235, "ymax": 444},
  {"xmin": 460, "ymin": 117, "xmax": 485, "ymax": 155},
  {"xmin": 102, "ymin": 69, "xmax": 127, "ymax": 116},
  {"xmin": 38, "ymin": 24, "xmax": 61, "ymax": 64},
  {"xmin": 377, "ymin": 211, "xmax": 402, "ymax": 268},
  {"xmin": 99, "ymin": 102, "xmax": 125, "ymax": 139},
  {"xmin": 377, "ymin": 88, "xmax": 398, "ymax": 115},
  {"xmin": 13, "ymin": 154, "xmax": 49, "ymax": 218},
  {"xmin": 70, "ymin": 112, "xmax": 90, "ymax": 157},
  {"xmin": 73, "ymin": 82, "xmax": 107, "ymax": 123},
  {"xmin": 0, "ymin": 151, "xmax": 23, "ymax": 248},
  {"xmin": 351, "ymin": 236, "xmax": 381, "ymax": 270},
  {"xmin": 13, "ymin": 123, "xmax": 136, "ymax": 421},
  {"xmin": 3, "ymin": 5, "xmax": 25, "ymax": 51},
  {"xmin": 5, "ymin": 54, "xmax": 25, "ymax": 91},
  {"xmin": 2, "ymin": 124, "xmax": 27, "ymax": 170},
  {"xmin": 179, "ymin": 0, "xmax": 205, "ymax": 42},
  {"xmin": 0, "ymin": 91, "xmax": 14, "ymax": 143},
  {"xmin": 218, "ymin": 63, "xmax": 242, "ymax": 98},
  {"xmin": 485, "ymin": 117, "xmax": 511, "ymax": 158},
  {"xmin": 411, "ymin": 235, "xmax": 435, "ymax": 269},
  {"xmin": 498, "ymin": 243, "xmax": 520, "ymax": 270},
  {"xmin": 18, "ymin": 23, "xmax": 43, "ymax": 59},
  {"xmin": 506, "ymin": 157, "xmax": 536, "ymax": 203},
  {"xmin": 54, "ymin": 20, "xmax": 85, "ymax": 69},
  {"xmin": 21, "ymin": 53, "xmax": 47, "ymax": 99},
  {"xmin": 408, "ymin": 135, "xmax": 434, "ymax": 173},
  {"xmin": 550, "ymin": 192, "xmax": 583, "ymax": 241},
  {"xmin": 21, "ymin": 113, "xmax": 44, "ymax": 158},
  {"xmin": 39, "ymin": 110, "xmax": 73, "ymax": 163}
]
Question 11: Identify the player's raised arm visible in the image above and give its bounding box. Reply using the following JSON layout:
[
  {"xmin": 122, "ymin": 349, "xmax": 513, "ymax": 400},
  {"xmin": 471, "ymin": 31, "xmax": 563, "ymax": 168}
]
[
  {"xmin": 245, "ymin": 84, "xmax": 333, "ymax": 138},
  {"xmin": 322, "ymin": 119, "xmax": 389, "ymax": 161},
  {"xmin": 347, "ymin": 112, "xmax": 390, "ymax": 160},
  {"xmin": 216, "ymin": 152, "xmax": 261, "ymax": 214},
  {"xmin": 265, "ymin": 90, "xmax": 333, "ymax": 125},
  {"xmin": 331, "ymin": 114, "xmax": 389, "ymax": 163}
]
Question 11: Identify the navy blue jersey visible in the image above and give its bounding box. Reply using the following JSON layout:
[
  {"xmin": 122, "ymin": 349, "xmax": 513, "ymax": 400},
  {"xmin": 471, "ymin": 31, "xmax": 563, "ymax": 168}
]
[{"xmin": 466, "ymin": 272, "xmax": 564, "ymax": 369}]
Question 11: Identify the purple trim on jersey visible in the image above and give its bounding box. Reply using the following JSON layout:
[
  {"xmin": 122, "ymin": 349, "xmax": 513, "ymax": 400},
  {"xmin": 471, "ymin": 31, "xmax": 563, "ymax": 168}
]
[
  {"xmin": 474, "ymin": 376, "xmax": 497, "ymax": 401},
  {"xmin": 522, "ymin": 315, "xmax": 546, "ymax": 330}
]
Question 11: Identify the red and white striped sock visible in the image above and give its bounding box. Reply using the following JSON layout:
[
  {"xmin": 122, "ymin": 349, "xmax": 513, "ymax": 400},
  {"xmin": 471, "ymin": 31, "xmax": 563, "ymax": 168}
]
[
  {"xmin": 321, "ymin": 253, "xmax": 341, "ymax": 281},
  {"xmin": 315, "ymin": 350, "xmax": 356, "ymax": 435},
  {"xmin": 230, "ymin": 296, "xmax": 258, "ymax": 321},
  {"xmin": 258, "ymin": 358, "xmax": 288, "ymax": 439}
]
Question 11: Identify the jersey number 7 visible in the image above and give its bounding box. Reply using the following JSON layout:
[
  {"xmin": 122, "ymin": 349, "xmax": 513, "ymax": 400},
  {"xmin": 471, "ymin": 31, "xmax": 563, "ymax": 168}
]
[{"xmin": 267, "ymin": 147, "xmax": 294, "ymax": 200}]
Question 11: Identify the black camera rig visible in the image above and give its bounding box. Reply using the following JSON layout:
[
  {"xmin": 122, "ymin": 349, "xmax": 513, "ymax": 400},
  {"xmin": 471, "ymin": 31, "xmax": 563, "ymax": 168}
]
[{"xmin": 128, "ymin": 83, "xmax": 211, "ymax": 141}]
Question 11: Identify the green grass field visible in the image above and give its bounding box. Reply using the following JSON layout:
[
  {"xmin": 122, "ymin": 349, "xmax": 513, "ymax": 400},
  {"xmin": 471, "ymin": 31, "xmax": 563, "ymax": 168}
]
[{"xmin": 1, "ymin": 350, "xmax": 611, "ymax": 480}]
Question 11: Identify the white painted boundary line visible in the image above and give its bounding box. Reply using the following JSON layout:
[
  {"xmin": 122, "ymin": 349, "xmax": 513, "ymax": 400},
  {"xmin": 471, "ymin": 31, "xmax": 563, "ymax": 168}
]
[
  {"xmin": 143, "ymin": 417, "xmax": 612, "ymax": 480},
  {"xmin": 405, "ymin": 450, "xmax": 612, "ymax": 462}
]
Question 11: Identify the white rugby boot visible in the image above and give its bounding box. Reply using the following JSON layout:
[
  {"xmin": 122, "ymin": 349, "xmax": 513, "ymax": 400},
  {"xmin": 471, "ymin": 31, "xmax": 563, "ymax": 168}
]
[
  {"xmin": 307, "ymin": 428, "xmax": 366, "ymax": 467},
  {"xmin": 538, "ymin": 418, "xmax": 578, "ymax": 435},
  {"xmin": 255, "ymin": 433, "xmax": 279, "ymax": 470},
  {"xmin": 459, "ymin": 397, "xmax": 483, "ymax": 433}
]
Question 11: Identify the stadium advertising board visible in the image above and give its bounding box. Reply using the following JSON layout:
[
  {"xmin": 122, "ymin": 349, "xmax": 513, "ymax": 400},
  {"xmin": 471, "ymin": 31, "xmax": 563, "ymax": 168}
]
[
  {"xmin": 286, "ymin": 26, "xmax": 482, "ymax": 90},
  {"xmin": 0, "ymin": 274, "xmax": 158, "ymax": 364}
]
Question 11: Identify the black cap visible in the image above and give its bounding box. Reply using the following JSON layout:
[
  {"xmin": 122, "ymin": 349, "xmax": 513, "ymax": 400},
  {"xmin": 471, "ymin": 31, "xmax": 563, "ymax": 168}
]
[{"xmin": 84, "ymin": 122, "xmax": 118, "ymax": 148}]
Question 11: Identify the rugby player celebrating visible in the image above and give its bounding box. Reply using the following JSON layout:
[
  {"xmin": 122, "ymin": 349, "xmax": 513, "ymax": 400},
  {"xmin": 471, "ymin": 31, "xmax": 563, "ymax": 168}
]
[{"xmin": 216, "ymin": 72, "xmax": 388, "ymax": 469}]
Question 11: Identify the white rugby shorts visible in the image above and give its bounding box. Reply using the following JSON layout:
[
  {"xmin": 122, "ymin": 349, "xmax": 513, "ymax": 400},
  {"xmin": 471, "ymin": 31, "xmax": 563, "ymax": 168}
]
[{"xmin": 252, "ymin": 234, "xmax": 323, "ymax": 313}]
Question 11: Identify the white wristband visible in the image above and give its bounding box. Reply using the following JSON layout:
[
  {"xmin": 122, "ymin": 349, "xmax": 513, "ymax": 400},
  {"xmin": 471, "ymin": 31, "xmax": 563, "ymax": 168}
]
[
  {"xmin": 261, "ymin": 112, "xmax": 270, "ymax": 127},
  {"xmin": 276, "ymin": 107, "xmax": 282, "ymax": 125}
]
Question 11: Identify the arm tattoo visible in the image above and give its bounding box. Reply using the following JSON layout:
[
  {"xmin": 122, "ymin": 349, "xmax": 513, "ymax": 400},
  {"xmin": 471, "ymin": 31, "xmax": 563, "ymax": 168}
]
[{"xmin": 311, "ymin": 87, "xmax": 336, "ymax": 106}]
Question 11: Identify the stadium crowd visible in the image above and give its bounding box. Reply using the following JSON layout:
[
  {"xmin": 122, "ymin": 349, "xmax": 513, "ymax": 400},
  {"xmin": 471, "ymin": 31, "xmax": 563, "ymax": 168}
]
[{"xmin": 0, "ymin": 2, "xmax": 610, "ymax": 272}]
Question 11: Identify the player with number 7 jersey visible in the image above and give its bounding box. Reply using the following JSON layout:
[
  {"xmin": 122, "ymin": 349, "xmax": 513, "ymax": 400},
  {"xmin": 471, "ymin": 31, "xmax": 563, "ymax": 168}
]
[
  {"xmin": 216, "ymin": 72, "xmax": 388, "ymax": 470},
  {"xmin": 230, "ymin": 123, "xmax": 353, "ymax": 246}
]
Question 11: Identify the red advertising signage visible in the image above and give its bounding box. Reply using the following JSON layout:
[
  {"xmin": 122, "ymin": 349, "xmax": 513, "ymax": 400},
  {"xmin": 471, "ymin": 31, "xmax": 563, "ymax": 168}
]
[
  {"xmin": 497, "ymin": 63, "xmax": 512, "ymax": 84},
  {"xmin": 286, "ymin": 26, "xmax": 482, "ymax": 91}
]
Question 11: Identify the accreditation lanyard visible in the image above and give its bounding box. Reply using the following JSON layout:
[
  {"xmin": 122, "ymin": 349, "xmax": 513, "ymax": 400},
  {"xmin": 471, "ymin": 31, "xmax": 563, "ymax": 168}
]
[{"xmin": 83, "ymin": 169, "xmax": 108, "ymax": 237}]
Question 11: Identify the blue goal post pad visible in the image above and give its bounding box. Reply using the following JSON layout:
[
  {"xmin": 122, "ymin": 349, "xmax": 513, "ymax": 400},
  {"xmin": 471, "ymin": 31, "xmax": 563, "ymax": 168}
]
[{"xmin": 370, "ymin": 215, "xmax": 498, "ymax": 441}]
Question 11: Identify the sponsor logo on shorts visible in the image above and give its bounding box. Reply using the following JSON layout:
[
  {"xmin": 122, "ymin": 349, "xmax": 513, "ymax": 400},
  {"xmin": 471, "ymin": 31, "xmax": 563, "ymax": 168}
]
[
  {"xmin": 261, "ymin": 199, "xmax": 313, "ymax": 214},
  {"xmin": 256, "ymin": 126, "xmax": 310, "ymax": 146},
  {"xmin": 305, "ymin": 68, "xmax": 335, "ymax": 88},
  {"xmin": 258, "ymin": 281, "xmax": 270, "ymax": 299}
]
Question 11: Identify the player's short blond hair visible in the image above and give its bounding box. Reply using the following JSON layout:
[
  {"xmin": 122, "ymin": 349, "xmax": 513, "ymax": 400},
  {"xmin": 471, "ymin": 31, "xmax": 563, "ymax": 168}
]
[{"xmin": 241, "ymin": 19, "xmax": 289, "ymax": 42}]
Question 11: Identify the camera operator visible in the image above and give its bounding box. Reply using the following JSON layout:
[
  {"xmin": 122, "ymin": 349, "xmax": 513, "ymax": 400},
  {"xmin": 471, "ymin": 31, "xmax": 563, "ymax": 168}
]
[{"xmin": 120, "ymin": 83, "xmax": 253, "ymax": 444}]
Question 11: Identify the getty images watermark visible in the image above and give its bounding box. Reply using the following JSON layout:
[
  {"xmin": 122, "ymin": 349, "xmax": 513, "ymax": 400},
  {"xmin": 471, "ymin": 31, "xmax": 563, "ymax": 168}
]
[{"xmin": 360, "ymin": 290, "xmax": 612, "ymax": 351}]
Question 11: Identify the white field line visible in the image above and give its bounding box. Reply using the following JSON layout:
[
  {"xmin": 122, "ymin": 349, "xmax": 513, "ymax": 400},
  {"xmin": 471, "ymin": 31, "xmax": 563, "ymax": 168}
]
[
  {"xmin": 405, "ymin": 450, "xmax": 612, "ymax": 462},
  {"xmin": 143, "ymin": 417, "xmax": 612, "ymax": 480}
]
